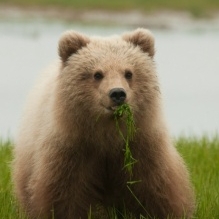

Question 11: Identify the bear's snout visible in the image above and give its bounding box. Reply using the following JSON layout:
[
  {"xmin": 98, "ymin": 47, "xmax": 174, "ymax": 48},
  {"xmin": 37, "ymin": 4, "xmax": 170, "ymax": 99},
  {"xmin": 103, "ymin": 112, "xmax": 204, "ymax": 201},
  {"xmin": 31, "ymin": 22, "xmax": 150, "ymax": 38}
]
[{"xmin": 109, "ymin": 88, "xmax": 126, "ymax": 105}]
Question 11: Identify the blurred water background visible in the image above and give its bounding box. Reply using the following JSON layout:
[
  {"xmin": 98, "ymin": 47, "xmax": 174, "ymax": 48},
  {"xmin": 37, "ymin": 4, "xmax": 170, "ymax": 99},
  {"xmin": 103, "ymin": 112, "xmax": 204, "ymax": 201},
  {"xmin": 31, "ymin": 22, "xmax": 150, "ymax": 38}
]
[{"xmin": 0, "ymin": 5, "xmax": 219, "ymax": 140}]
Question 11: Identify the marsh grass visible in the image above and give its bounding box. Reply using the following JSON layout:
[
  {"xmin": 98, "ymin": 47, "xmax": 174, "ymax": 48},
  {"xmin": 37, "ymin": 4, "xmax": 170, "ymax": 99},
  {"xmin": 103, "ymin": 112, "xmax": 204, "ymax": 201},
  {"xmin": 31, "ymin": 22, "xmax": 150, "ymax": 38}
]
[{"xmin": 1, "ymin": 136, "xmax": 219, "ymax": 218}]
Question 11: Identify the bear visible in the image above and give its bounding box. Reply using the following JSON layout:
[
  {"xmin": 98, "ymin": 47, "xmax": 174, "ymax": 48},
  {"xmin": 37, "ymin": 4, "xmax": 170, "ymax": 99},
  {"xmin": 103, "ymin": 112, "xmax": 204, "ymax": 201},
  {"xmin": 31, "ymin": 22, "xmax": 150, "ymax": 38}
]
[{"xmin": 13, "ymin": 28, "xmax": 195, "ymax": 219}]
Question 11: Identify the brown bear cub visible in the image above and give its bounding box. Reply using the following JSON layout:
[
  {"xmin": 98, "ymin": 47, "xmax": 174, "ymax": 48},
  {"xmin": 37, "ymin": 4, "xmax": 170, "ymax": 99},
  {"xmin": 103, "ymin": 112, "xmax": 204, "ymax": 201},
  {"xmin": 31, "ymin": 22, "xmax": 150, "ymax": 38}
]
[{"xmin": 13, "ymin": 28, "xmax": 195, "ymax": 219}]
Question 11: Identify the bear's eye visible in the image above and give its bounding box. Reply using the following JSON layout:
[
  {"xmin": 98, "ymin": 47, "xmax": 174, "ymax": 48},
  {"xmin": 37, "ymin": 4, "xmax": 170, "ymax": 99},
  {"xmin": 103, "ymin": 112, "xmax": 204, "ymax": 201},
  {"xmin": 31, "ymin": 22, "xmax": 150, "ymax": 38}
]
[
  {"xmin": 94, "ymin": 71, "xmax": 104, "ymax": 80},
  {"xmin": 125, "ymin": 70, "xmax": 133, "ymax": 80}
]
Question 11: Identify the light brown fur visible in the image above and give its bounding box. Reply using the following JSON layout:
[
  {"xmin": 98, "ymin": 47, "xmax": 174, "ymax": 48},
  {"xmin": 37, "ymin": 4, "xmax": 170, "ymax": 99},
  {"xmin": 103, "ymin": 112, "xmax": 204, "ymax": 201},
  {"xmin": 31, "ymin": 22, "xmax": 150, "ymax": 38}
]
[{"xmin": 13, "ymin": 28, "xmax": 195, "ymax": 219}]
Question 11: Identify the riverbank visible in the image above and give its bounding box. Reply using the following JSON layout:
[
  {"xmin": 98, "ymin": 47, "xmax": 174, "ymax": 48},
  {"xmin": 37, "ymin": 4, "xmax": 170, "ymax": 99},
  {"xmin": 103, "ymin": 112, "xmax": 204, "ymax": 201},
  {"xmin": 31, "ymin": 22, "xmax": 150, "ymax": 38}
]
[
  {"xmin": 1, "ymin": 4, "xmax": 219, "ymax": 139},
  {"xmin": 1, "ymin": 5, "xmax": 219, "ymax": 30}
]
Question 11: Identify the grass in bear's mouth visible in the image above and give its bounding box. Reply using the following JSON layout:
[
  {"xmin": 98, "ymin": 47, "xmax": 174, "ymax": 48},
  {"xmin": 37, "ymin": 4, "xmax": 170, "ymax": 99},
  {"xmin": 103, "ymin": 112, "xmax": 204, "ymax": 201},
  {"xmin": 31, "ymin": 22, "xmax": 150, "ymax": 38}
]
[{"xmin": 113, "ymin": 103, "xmax": 137, "ymax": 178}]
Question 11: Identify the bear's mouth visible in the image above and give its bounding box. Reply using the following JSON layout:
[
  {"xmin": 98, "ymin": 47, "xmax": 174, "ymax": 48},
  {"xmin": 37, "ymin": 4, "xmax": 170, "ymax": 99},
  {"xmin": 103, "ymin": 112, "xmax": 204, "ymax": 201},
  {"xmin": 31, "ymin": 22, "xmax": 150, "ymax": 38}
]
[
  {"xmin": 101, "ymin": 103, "xmax": 120, "ymax": 112},
  {"xmin": 108, "ymin": 106, "xmax": 118, "ymax": 111}
]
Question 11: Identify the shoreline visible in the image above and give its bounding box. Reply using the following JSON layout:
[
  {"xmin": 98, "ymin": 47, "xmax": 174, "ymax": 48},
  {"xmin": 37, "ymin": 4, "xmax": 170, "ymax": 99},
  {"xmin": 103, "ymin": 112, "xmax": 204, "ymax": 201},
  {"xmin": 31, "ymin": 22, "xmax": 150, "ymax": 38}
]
[{"xmin": 1, "ymin": 5, "xmax": 219, "ymax": 30}]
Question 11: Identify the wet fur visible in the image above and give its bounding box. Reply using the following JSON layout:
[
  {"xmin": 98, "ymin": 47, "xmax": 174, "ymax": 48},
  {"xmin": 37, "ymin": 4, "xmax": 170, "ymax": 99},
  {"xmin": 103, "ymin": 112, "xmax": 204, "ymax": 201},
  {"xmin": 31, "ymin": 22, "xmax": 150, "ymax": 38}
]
[{"xmin": 13, "ymin": 29, "xmax": 195, "ymax": 219}]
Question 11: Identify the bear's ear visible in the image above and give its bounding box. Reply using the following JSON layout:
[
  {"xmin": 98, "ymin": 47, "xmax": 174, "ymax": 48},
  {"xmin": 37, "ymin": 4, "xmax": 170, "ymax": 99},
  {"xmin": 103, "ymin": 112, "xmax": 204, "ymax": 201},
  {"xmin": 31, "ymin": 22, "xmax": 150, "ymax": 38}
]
[
  {"xmin": 122, "ymin": 28, "xmax": 155, "ymax": 57},
  {"xmin": 58, "ymin": 31, "xmax": 90, "ymax": 62}
]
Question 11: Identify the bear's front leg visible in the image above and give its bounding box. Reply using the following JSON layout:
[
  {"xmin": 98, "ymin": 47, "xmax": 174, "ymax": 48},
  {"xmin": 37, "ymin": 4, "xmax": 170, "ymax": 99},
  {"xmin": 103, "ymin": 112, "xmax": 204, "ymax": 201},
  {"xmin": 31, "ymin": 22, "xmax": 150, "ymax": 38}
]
[
  {"xmin": 126, "ymin": 148, "xmax": 195, "ymax": 219},
  {"xmin": 27, "ymin": 143, "xmax": 104, "ymax": 219}
]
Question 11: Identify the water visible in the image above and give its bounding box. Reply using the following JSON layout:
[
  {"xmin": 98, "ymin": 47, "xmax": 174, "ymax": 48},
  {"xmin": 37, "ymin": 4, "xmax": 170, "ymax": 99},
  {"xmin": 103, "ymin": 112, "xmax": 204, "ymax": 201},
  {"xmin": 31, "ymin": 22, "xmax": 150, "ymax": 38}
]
[{"xmin": 0, "ymin": 19, "xmax": 219, "ymax": 139}]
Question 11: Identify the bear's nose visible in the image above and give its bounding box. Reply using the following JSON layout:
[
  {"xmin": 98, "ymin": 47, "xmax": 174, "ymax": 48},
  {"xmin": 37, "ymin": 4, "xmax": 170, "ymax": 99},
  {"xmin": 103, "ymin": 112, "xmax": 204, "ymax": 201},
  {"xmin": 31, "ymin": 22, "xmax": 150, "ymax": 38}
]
[{"xmin": 109, "ymin": 88, "xmax": 126, "ymax": 105}]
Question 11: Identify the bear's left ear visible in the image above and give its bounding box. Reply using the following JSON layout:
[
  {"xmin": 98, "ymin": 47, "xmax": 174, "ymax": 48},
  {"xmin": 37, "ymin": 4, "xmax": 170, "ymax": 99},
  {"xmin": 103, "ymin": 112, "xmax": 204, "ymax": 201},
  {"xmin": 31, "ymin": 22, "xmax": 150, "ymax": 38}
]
[
  {"xmin": 122, "ymin": 28, "xmax": 155, "ymax": 57},
  {"xmin": 58, "ymin": 31, "xmax": 90, "ymax": 62}
]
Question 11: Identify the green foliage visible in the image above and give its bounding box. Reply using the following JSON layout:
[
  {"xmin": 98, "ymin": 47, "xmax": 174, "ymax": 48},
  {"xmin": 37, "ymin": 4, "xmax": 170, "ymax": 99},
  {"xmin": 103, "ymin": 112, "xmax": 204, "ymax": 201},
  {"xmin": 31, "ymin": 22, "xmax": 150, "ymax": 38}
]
[
  {"xmin": 1, "ymin": 135, "xmax": 219, "ymax": 218},
  {"xmin": 1, "ymin": 0, "xmax": 219, "ymax": 17}
]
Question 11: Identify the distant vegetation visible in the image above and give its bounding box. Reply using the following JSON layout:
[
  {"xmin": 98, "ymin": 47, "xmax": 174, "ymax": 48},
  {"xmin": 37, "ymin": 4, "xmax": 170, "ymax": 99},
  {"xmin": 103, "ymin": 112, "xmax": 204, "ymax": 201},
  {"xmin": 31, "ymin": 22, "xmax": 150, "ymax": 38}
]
[
  {"xmin": 1, "ymin": 136, "xmax": 219, "ymax": 218},
  {"xmin": 1, "ymin": 0, "xmax": 219, "ymax": 17}
]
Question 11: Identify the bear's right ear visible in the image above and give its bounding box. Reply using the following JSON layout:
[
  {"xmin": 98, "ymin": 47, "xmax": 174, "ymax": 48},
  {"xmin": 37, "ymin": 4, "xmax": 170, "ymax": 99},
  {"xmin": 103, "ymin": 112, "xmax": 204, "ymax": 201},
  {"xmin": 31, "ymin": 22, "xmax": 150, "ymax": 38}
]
[
  {"xmin": 122, "ymin": 28, "xmax": 155, "ymax": 57},
  {"xmin": 58, "ymin": 31, "xmax": 90, "ymax": 62}
]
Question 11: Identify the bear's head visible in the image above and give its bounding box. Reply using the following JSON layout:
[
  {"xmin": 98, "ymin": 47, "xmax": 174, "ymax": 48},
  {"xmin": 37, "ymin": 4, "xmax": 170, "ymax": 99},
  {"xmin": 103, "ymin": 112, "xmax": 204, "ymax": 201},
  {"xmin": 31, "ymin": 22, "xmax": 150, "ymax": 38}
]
[{"xmin": 56, "ymin": 29, "xmax": 160, "ymax": 132}]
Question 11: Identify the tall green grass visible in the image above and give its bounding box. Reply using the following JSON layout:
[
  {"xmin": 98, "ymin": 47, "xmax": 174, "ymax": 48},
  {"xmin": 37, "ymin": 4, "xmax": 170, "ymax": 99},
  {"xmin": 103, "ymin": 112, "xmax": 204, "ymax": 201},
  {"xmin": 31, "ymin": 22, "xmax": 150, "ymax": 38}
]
[
  {"xmin": 176, "ymin": 136, "xmax": 219, "ymax": 218},
  {"xmin": 0, "ymin": 141, "xmax": 16, "ymax": 218},
  {"xmin": 1, "ymin": 0, "xmax": 219, "ymax": 17},
  {"xmin": 1, "ymin": 136, "xmax": 219, "ymax": 218}
]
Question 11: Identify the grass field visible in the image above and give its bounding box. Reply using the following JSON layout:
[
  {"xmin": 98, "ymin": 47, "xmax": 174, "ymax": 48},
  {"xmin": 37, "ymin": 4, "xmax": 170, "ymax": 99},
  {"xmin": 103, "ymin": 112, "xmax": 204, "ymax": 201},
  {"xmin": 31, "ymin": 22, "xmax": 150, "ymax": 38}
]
[
  {"xmin": 1, "ymin": 0, "xmax": 219, "ymax": 17},
  {"xmin": 0, "ymin": 136, "xmax": 219, "ymax": 218}
]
